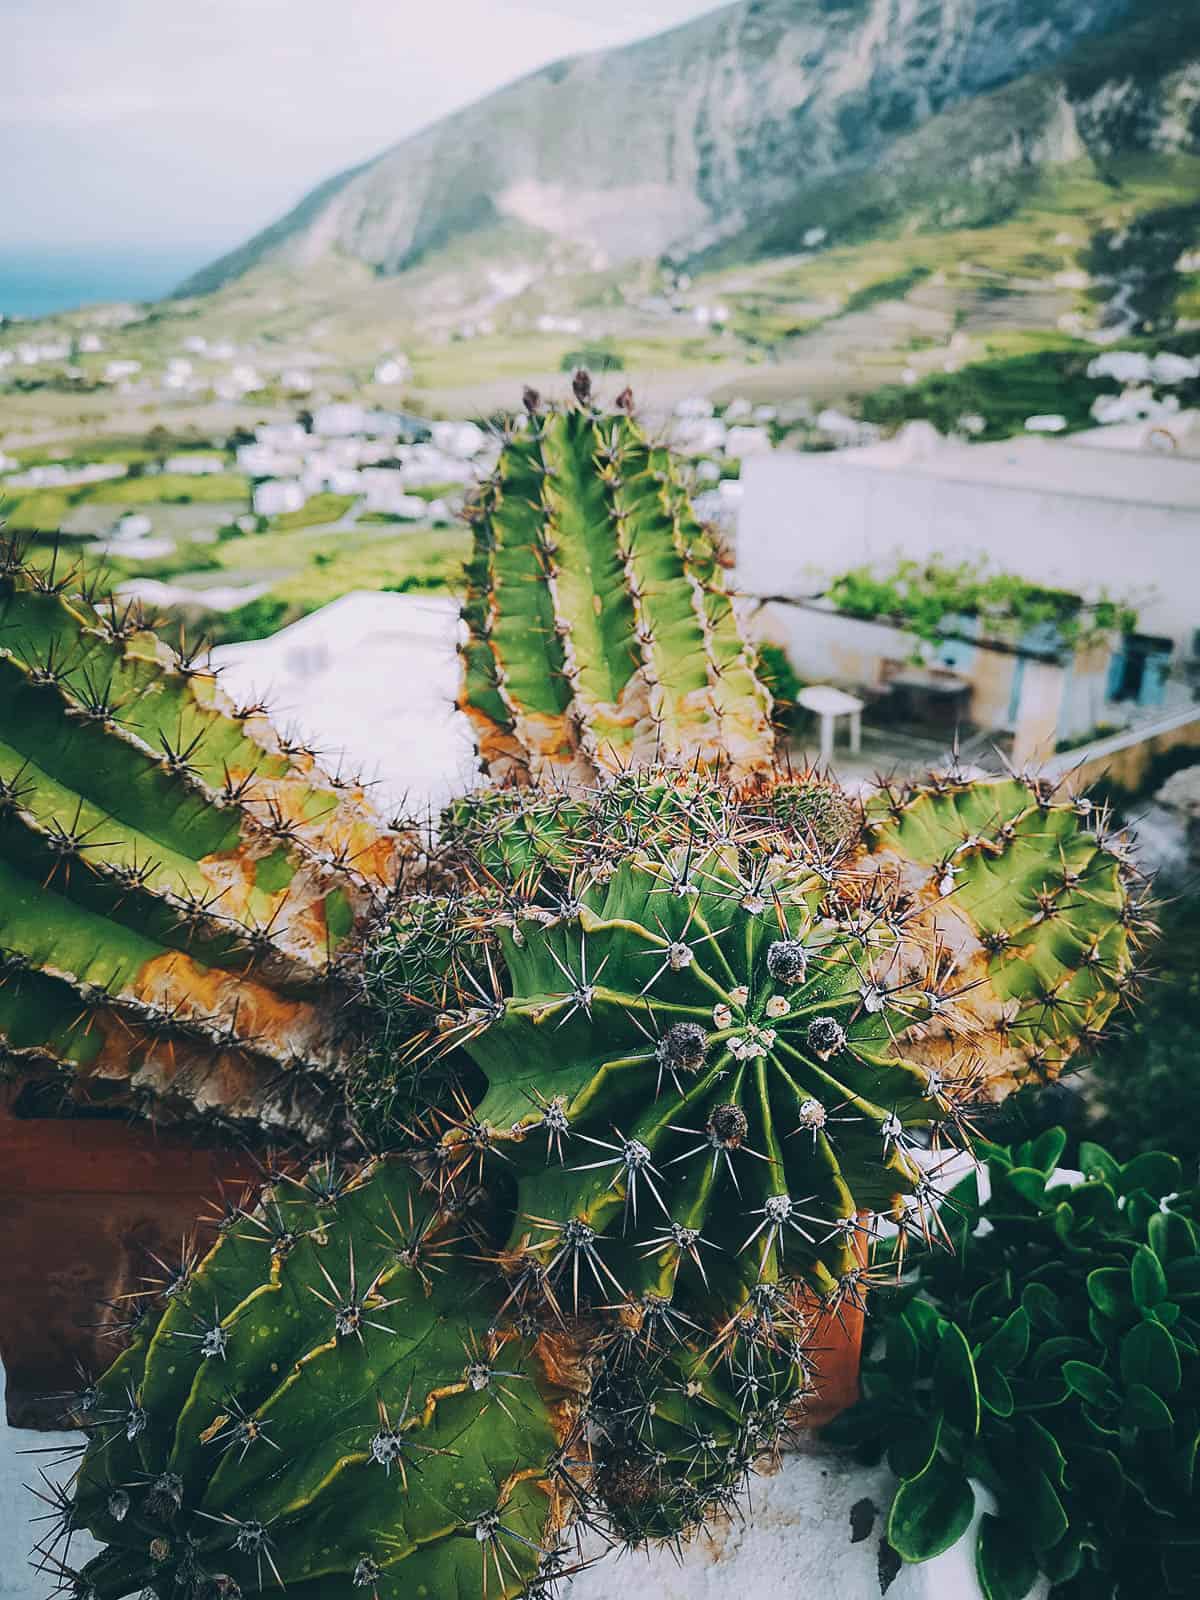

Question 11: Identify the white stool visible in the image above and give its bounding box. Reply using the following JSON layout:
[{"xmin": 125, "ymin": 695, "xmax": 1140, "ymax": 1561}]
[{"xmin": 797, "ymin": 685, "xmax": 864, "ymax": 765}]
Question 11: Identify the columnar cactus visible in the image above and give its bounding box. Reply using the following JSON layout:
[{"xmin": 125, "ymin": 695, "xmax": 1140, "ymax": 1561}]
[
  {"xmin": 458, "ymin": 384, "xmax": 774, "ymax": 786},
  {"xmin": 0, "ymin": 547, "xmax": 410, "ymax": 1135},
  {"xmin": 52, "ymin": 1157, "xmax": 583, "ymax": 1598},
  {"xmin": 864, "ymin": 773, "xmax": 1145, "ymax": 1096}
]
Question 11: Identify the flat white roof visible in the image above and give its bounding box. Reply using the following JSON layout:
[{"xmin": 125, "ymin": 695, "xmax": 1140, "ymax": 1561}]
[{"xmin": 835, "ymin": 433, "xmax": 1200, "ymax": 512}]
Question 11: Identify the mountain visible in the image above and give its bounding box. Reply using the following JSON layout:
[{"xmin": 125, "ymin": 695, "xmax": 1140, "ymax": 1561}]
[{"xmin": 180, "ymin": 0, "xmax": 1198, "ymax": 298}]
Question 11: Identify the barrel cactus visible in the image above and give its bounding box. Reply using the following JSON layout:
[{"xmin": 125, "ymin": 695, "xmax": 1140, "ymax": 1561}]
[
  {"xmin": 0, "ymin": 545, "xmax": 411, "ymax": 1136},
  {"xmin": 49, "ymin": 1157, "xmax": 583, "ymax": 1598},
  {"xmin": 458, "ymin": 382, "xmax": 774, "ymax": 786}
]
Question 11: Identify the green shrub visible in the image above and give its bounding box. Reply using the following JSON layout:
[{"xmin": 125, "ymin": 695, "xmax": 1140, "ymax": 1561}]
[{"xmin": 828, "ymin": 1133, "xmax": 1200, "ymax": 1598}]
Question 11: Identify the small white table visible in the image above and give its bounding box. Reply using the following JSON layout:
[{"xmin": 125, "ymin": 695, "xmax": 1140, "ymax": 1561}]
[{"xmin": 797, "ymin": 684, "xmax": 865, "ymax": 764}]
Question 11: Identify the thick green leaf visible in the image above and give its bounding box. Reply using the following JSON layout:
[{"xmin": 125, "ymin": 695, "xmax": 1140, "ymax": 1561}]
[
  {"xmin": 1133, "ymin": 1245, "xmax": 1169, "ymax": 1310},
  {"xmin": 1006, "ymin": 1166, "xmax": 1052, "ymax": 1206},
  {"xmin": 886, "ymin": 1315, "xmax": 920, "ymax": 1386},
  {"xmin": 1022, "ymin": 1281, "xmax": 1063, "ymax": 1332},
  {"xmin": 1123, "ymin": 1382, "xmax": 1174, "ymax": 1430},
  {"xmin": 1088, "ymin": 1266, "xmax": 1135, "ymax": 1321},
  {"xmin": 888, "ymin": 1411, "xmax": 942, "ymax": 1480},
  {"xmin": 978, "ymin": 1361, "xmax": 1016, "ymax": 1417},
  {"xmin": 1028, "ymin": 1468, "xmax": 1069, "ymax": 1551},
  {"xmin": 1167, "ymin": 1255, "xmax": 1200, "ymax": 1301},
  {"xmin": 1029, "ymin": 1127, "xmax": 1069, "ymax": 1177},
  {"xmin": 888, "ymin": 1456, "xmax": 975, "ymax": 1562},
  {"xmin": 976, "ymin": 1513, "xmax": 1040, "ymax": 1600},
  {"xmin": 1078, "ymin": 1142, "xmax": 1120, "ymax": 1184},
  {"xmin": 934, "ymin": 1322, "xmax": 981, "ymax": 1437},
  {"xmin": 1149, "ymin": 1209, "xmax": 1196, "ymax": 1266},
  {"xmin": 981, "ymin": 1308, "xmax": 1030, "ymax": 1373},
  {"xmin": 1067, "ymin": 1445, "xmax": 1125, "ymax": 1508},
  {"xmin": 1120, "ymin": 1152, "xmax": 1183, "ymax": 1197},
  {"xmin": 1063, "ymin": 1360, "xmax": 1116, "ymax": 1407},
  {"xmin": 1121, "ymin": 1320, "xmax": 1181, "ymax": 1396},
  {"xmin": 1022, "ymin": 1416, "xmax": 1067, "ymax": 1487}
]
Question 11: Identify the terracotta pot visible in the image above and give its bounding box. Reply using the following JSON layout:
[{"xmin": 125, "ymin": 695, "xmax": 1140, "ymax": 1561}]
[
  {"xmin": 793, "ymin": 1223, "xmax": 870, "ymax": 1429},
  {"xmin": 0, "ymin": 1086, "xmax": 258, "ymax": 1428}
]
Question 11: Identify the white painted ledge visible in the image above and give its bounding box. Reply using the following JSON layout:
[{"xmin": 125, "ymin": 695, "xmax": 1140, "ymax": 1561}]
[{"xmin": 0, "ymin": 1372, "xmax": 1041, "ymax": 1600}]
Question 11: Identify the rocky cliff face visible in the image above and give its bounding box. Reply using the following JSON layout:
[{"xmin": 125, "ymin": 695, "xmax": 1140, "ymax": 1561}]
[{"xmin": 182, "ymin": 0, "xmax": 1193, "ymax": 295}]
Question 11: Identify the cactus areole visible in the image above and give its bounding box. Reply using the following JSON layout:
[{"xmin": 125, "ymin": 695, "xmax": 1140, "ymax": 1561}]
[{"xmin": 458, "ymin": 389, "xmax": 774, "ymax": 786}]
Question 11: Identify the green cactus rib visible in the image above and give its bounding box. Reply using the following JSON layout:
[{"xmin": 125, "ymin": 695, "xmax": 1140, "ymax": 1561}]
[
  {"xmin": 457, "ymin": 397, "xmax": 774, "ymax": 785},
  {"xmin": 0, "ymin": 553, "xmax": 410, "ymax": 1131},
  {"xmin": 863, "ymin": 774, "xmax": 1144, "ymax": 1096},
  {"xmin": 61, "ymin": 1157, "xmax": 579, "ymax": 1599}
]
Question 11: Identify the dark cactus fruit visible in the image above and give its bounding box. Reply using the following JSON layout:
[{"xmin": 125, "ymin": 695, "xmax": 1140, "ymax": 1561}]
[
  {"xmin": 0, "ymin": 543, "xmax": 412, "ymax": 1138},
  {"xmin": 52, "ymin": 1157, "xmax": 587, "ymax": 1598},
  {"xmin": 457, "ymin": 390, "xmax": 774, "ymax": 785}
]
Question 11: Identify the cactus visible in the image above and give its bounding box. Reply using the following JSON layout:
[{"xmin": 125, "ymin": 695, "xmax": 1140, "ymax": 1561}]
[
  {"xmin": 0, "ymin": 547, "xmax": 410, "ymax": 1136},
  {"xmin": 864, "ymin": 772, "xmax": 1146, "ymax": 1097},
  {"xmin": 50, "ymin": 1156, "xmax": 583, "ymax": 1598},
  {"xmin": 370, "ymin": 776, "xmax": 972, "ymax": 1324},
  {"xmin": 458, "ymin": 385, "xmax": 774, "ymax": 786}
]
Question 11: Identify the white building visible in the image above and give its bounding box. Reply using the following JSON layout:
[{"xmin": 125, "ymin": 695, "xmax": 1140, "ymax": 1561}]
[
  {"xmin": 725, "ymin": 425, "xmax": 773, "ymax": 459},
  {"xmin": 5, "ymin": 462, "xmax": 126, "ymax": 490},
  {"xmin": 238, "ymin": 443, "xmax": 304, "ymax": 479},
  {"xmin": 252, "ymin": 480, "xmax": 306, "ymax": 517},
  {"xmin": 256, "ymin": 422, "xmax": 309, "ymax": 451},
  {"xmin": 104, "ymin": 359, "xmax": 141, "ymax": 381},
  {"xmin": 738, "ymin": 433, "xmax": 1200, "ymax": 762},
  {"xmin": 361, "ymin": 470, "xmax": 428, "ymax": 519},
  {"xmin": 373, "ymin": 356, "xmax": 411, "ymax": 386},
  {"xmin": 164, "ymin": 454, "xmax": 226, "ymax": 476},
  {"xmin": 313, "ymin": 403, "xmax": 368, "ymax": 438},
  {"xmin": 430, "ymin": 420, "xmax": 485, "ymax": 459}
]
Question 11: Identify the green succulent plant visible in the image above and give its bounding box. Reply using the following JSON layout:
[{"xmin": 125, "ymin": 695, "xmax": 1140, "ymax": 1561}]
[
  {"xmin": 0, "ymin": 543, "xmax": 409, "ymax": 1137},
  {"xmin": 457, "ymin": 382, "xmax": 774, "ymax": 786},
  {"xmin": 52, "ymin": 1156, "xmax": 583, "ymax": 1599},
  {"xmin": 828, "ymin": 1133, "xmax": 1200, "ymax": 1599}
]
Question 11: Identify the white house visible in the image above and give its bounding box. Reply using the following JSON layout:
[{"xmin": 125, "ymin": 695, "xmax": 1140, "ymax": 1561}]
[
  {"xmin": 252, "ymin": 480, "xmax": 306, "ymax": 517},
  {"xmin": 725, "ymin": 425, "xmax": 773, "ymax": 459},
  {"xmin": 737, "ymin": 432, "xmax": 1200, "ymax": 761},
  {"xmin": 257, "ymin": 422, "xmax": 309, "ymax": 451},
  {"xmin": 238, "ymin": 443, "xmax": 304, "ymax": 479},
  {"xmin": 373, "ymin": 356, "xmax": 411, "ymax": 386},
  {"xmin": 430, "ymin": 420, "xmax": 485, "ymax": 459},
  {"xmin": 314, "ymin": 403, "xmax": 368, "ymax": 438},
  {"xmin": 361, "ymin": 469, "xmax": 428, "ymax": 519},
  {"xmin": 164, "ymin": 454, "xmax": 226, "ymax": 476},
  {"xmin": 103, "ymin": 359, "xmax": 141, "ymax": 381}
]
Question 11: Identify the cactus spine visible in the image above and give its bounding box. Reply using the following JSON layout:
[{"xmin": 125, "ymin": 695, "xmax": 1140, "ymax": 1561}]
[
  {"xmin": 0, "ymin": 547, "xmax": 410, "ymax": 1135},
  {"xmin": 459, "ymin": 387, "xmax": 774, "ymax": 785}
]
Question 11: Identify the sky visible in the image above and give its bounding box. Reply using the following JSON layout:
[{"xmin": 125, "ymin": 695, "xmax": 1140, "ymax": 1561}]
[{"xmin": 1, "ymin": 0, "xmax": 722, "ymax": 265}]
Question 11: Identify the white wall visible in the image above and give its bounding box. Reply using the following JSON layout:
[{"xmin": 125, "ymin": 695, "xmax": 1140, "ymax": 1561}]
[{"xmin": 738, "ymin": 455, "xmax": 1200, "ymax": 651}]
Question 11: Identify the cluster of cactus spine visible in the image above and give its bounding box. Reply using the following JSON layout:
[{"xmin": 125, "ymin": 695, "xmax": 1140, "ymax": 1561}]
[
  {"xmin": 0, "ymin": 544, "xmax": 410, "ymax": 1137},
  {"xmin": 458, "ymin": 378, "xmax": 774, "ymax": 787},
  {"xmin": 48, "ymin": 1157, "xmax": 583, "ymax": 1598}
]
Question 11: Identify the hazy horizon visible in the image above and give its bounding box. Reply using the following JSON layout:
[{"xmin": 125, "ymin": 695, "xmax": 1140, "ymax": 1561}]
[{"xmin": 1, "ymin": 0, "xmax": 723, "ymax": 315}]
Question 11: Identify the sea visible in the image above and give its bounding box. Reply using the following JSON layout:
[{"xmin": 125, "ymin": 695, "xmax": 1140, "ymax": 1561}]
[{"xmin": 0, "ymin": 247, "xmax": 211, "ymax": 320}]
